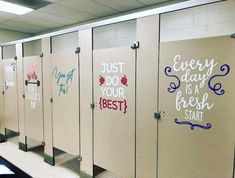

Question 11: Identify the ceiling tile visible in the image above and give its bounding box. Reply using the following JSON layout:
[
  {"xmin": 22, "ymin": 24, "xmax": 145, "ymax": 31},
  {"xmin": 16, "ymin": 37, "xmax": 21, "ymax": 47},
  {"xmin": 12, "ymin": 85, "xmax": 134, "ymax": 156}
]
[
  {"xmin": 137, "ymin": 0, "xmax": 171, "ymax": 5},
  {"xmin": 57, "ymin": 0, "xmax": 119, "ymax": 17},
  {"xmin": 0, "ymin": 20, "xmax": 47, "ymax": 33},
  {"xmin": 24, "ymin": 11, "xmax": 78, "ymax": 25},
  {"xmin": 13, "ymin": 16, "xmax": 62, "ymax": 29},
  {"xmin": 0, "ymin": 11, "xmax": 17, "ymax": 19},
  {"xmin": 92, "ymin": 0, "xmax": 145, "ymax": 12},
  {"xmin": 39, "ymin": 4, "xmax": 96, "ymax": 21}
]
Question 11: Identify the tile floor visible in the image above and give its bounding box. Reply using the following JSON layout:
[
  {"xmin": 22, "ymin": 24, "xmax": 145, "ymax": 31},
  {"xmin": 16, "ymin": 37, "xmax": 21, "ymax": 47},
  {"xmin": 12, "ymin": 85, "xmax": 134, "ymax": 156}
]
[
  {"xmin": 0, "ymin": 136, "xmax": 119, "ymax": 178},
  {"xmin": 0, "ymin": 137, "xmax": 80, "ymax": 178}
]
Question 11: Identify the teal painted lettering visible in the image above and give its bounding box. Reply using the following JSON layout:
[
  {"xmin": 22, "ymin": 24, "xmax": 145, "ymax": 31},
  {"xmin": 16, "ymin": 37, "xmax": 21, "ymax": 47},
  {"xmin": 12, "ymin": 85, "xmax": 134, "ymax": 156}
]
[{"xmin": 52, "ymin": 66, "xmax": 76, "ymax": 96}]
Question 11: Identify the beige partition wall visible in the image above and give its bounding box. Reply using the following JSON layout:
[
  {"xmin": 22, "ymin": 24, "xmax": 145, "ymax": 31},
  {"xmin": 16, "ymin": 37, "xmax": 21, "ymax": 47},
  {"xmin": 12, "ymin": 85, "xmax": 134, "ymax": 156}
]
[
  {"xmin": 20, "ymin": 40, "xmax": 44, "ymax": 150},
  {"xmin": 2, "ymin": 45, "xmax": 18, "ymax": 133},
  {"xmin": 93, "ymin": 20, "xmax": 137, "ymax": 178},
  {"xmin": 79, "ymin": 29, "xmax": 93, "ymax": 177},
  {"xmin": 51, "ymin": 32, "xmax": 80, "ymax": 157},
  {"xmin": 93, "ymin": 46, "xmax": 136, "ymax": 178},
  {"xmin": 136, "ymin": 15, "xmax": 159, "ymax": 178},
  {"xmin": 42, "ymin": 37, "xmax": 54, "ymax": 165},
  {"xmin": 159, "ymin": 35, "xmax": 235, "ymax": 178},
  {"xmin": 16, "ymin": 43, "xmax": 26, "ymax": 149},
  {"xmin": 158, "ymin": 3, "xmax": 235, "ymax": 178}
]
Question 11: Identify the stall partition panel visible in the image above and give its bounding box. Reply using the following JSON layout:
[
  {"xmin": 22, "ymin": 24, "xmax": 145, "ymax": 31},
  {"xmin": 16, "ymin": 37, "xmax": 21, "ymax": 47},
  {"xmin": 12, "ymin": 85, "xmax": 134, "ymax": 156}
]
[
  {"xmin": 158, "ymin": 36, "xmax": 235, "ymax": 178},
  {"xmin": 2, "ymin": 58, "xmax": 18, "ymax": 132},
  {"xmin": 51, "ymin": 53, "xmax": 79, "ymax": 156},
  {"xmin": 23, "ymin": 56, "xmax": 43, "ymax": 142},
  {"xmin": 93, "ymin": 47, "xmax": 136, "ymax": 178}
]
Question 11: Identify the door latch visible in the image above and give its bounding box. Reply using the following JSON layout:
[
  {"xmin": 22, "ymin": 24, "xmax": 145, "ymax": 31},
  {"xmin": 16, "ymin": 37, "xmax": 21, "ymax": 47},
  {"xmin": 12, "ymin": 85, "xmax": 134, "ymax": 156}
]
[{"xmin": 154, "ymin": 112, "xmax": 161, "ymax": 120}]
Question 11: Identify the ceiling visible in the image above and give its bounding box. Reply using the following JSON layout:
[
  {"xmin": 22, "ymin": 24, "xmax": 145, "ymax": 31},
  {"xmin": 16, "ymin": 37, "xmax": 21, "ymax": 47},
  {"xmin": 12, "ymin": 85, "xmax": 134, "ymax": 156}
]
[{"xmin": 0, "ymin": 0, "xmax": 177, "ymax": 34}]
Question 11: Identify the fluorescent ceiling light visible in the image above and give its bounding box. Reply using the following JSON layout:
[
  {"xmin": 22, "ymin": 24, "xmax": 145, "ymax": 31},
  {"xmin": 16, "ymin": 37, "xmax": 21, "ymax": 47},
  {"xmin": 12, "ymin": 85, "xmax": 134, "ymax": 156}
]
[{"xmin": 0, "ymin": 1, "xmax": 33, "ymax": 15}]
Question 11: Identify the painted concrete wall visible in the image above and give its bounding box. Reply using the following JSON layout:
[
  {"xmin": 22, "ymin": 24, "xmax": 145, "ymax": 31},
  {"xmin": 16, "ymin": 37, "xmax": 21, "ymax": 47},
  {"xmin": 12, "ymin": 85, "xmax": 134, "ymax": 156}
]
[
  {"xmin": 161, "ymin": 0, "xmax": 235, "ymax": 42},
  {"xmin": 93, "ymin": 20, "xmax": 136, "ymax": 49},
  {"xmin": 0, "ymin": 29, "xmax": 32, "ymax": 44},
  {"xmin": 23, "ymin": 40, "xmax": 42, "ymax": 57}
]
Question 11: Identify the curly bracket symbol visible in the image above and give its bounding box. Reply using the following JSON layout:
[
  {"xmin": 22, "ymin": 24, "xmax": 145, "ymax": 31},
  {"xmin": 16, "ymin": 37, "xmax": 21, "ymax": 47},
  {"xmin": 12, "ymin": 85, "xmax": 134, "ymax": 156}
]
[
  {"xmin": 164, "ymin": 66, "xmax": 181, "ymax": 93},
  {"xmin": 208, "ymin": 64, "xmax": 230, "ymax": 96},
  {"xmin": 174, "ymin": 118, "xmax": 212, "ymax": 130}
]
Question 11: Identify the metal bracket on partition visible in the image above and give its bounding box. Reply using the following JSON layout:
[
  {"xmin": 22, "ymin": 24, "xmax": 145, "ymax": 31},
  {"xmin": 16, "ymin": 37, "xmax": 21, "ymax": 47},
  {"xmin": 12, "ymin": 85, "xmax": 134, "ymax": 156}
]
[
  {"xmin": 39, "ymin": 53, "xmax": 43, "ymax": 58},
  {"xmin": 131, "ymin": 41, "xmax": 140, "ymax": 49},
  {"xmin": 154, "ymin": 112, "xmax": 161, "ymax": 120},
  {"xmin": 2, "ymin": 91, "xmax": 4, "ymax": 95},
  {"xmin": 76, "ymin": 156, "xmax": 82, "ymax": 161},
  {"xmin": 14, "ymin": 56, "xmax": 17, "ymax": 61},
  {"xmin": 90, "ymin": 103, "xmax": 95, "ymax": 109},
  {"xmin": 22, "ymin": 94, "xmax": 25, "ymax": 99},
  {"xmin": 50, "ymin": 98, "xmax": 53, "ymax": 103},
  {"xmin": 231, "ymin": 33, "xmax": 235, "ymax": 38},
  {"xmin": 41, "ymin": 141, "xmax": 45, "ymax": 146},
  {"xmin": 75, "ymin": 47, "xmax": 81, "ymax": 54}
]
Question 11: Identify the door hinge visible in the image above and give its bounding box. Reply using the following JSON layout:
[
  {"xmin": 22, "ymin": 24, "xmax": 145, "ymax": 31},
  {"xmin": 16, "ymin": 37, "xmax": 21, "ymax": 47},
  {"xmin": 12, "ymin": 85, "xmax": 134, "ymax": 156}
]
[
  {"xmin": 50, "ymin": 98, "xmax": 53, "ymax": 103},
  {"xmin": 40, "ymin": 53, "xmax": 43, "ymax": 58},
  {"xmin": 22, "ymin": 94, "xmax": 25, "ymax": 98},
  {"xmin": 90, "ymin": 103, "xmax": 95, "ymax": 109},
  {"xmin": 131, "ymin": 41, "xmax": 140, "ymax": 49},
  {"xmin": 75, "ymin": 47, "xmax": 81, "ymax": 54},
  {"xmin": 14, "ymin": 56, "xmax": 17, "ymax": 61},
  {"xmin": 2, "ymin": 91, "xmax": 4, "ymax": 95},
  {"xmin": 231, "ymin": 33, "xmax": 235, "ymax": 38},
  {"xmin": 154, "ymin": 112, "xmax": 161, "ymax": 120},
  {"xmin": 76, "ymin": 155, "xmax": 82, "ymax": 161}
]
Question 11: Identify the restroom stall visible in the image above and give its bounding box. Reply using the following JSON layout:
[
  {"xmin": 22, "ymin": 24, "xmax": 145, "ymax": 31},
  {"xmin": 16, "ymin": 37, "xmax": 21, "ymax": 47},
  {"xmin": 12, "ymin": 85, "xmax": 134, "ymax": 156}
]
[
  {"xmin": 93, "ymin": 20, "xmax": 137, "ymax": 178},
  {"xmin": 50, "ymin": 32, "xmax": 80, "ymax": 157},
  {"xmin": 22, "ymin": 40, "xmax": 44, "ymax": 146},
  {"xmin": 158, "ymin": 6, "xmax": 235, "ymax": 178},
  {"xmin": 2, "ymin": 45, "xmax": 18, "ymax": 134}
]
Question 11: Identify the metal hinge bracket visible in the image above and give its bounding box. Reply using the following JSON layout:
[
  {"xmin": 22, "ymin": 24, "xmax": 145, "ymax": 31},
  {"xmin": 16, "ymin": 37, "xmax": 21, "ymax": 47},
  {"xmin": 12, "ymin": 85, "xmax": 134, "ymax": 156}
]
[
  {"xmin": 75, "ymin": 47, "xmax": 81, "ymax": 54},
  {"xmin": 90, "ymin": 103, "xmax": 95, "ymax": 109},
  {"xmin": 131, "ymin": 41, "xmax": 140, "ymax": 49},
  {"xmin": 154, "ymin": 112, "xmax": 161, "ymax": 120}
]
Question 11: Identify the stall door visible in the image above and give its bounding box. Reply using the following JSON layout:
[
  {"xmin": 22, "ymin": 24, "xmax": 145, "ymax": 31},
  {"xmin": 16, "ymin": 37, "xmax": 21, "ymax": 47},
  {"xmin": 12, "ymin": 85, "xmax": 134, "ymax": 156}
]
[
  {"xmin": 2, "ymin": 58, "xmax": 18, "ymax": 132},
  {"xmin": 93, "ymin": 46, "xmax": 136, "ymax": 178},
  {"xmin": 51, "ymin": 53, "xmax": 79, "ymax": 156},
  {"xmin": 24, "ymin": 56, "xmax": 43, "ymax": 142},
  {"xmin": 159, "ymin": 36, "xmax": 235, "ymax": 178}
]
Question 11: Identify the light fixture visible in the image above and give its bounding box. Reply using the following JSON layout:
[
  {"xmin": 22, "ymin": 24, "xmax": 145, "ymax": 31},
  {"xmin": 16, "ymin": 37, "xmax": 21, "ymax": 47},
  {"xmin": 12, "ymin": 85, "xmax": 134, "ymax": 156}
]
[{"xmin": 0, "ymin": 0, "xmax": 33, "ymax": 15}]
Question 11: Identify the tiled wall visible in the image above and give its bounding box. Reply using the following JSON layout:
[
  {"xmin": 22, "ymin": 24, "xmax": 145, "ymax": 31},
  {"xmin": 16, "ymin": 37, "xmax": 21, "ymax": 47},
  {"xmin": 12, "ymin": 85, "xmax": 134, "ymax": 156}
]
[
  {"xmin": 0, "ymin": 29, "xmax": 32, "ymax": 43},
  {"xmin": 23, "ymin": 40, "xmax": 42, "ymax": 57},
  {"xmin": 2, "ymin": 45, "xmax": 16, "ymax": 59},
  {"xmin": 51, "ymin": 32, "xmax": 78, "ymax": 53},
  {"xmin": 160, "ymin": 0, "xmax": 235, "ymax": 42},
  {"xmin": 93, "ymin": 20, "xmax": 136, "ymax": 49}
]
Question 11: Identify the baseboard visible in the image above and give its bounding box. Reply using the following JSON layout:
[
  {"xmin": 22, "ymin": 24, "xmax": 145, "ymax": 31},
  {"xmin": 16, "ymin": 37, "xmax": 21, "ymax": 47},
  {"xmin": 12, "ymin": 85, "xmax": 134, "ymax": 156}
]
[
  {"xmin": 80, "ymin": 171, "xmax": 93, "ymax": 178},
  {"xmin": 19, "ymin": 142, "xmax": 27, "ymax": 152},
  {"xmin": 44, "ymin": 153, "xmax": 55, "ymax": 166},
  {"xmin": 0, "ymin": 134, "xmax": 6, "ymax": 143}
]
